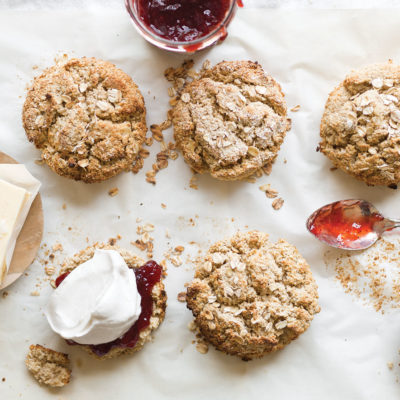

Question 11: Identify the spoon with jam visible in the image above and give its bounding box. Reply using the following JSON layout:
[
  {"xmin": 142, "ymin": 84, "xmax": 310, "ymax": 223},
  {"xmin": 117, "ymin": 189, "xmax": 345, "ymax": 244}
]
[{"xmin": 306, "ymin": 199, "xmax": 400, "ymax": 250}]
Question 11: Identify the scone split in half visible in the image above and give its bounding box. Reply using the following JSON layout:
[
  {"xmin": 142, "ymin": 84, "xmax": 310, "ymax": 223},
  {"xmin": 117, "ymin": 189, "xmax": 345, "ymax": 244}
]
[
  {"xmin": 186, "ymin": 231, "xmax": 320, "ymax": 360},
  {"xmin": 46, "ymin": 244, "xmax": 167, "ymax": 360}
]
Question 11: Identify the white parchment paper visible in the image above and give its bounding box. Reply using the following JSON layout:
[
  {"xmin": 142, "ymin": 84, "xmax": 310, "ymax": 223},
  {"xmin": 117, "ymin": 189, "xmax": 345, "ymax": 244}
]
[{"xmin": 1, "ymin": 8, "xmax": 400, "ymax": 400}]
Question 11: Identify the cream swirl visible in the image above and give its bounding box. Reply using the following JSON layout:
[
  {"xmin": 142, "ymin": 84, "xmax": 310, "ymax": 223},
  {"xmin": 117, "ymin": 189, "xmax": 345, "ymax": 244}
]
[{"xmin": 45, "ymin": 249, "xmax": 141, "ymax": 345}]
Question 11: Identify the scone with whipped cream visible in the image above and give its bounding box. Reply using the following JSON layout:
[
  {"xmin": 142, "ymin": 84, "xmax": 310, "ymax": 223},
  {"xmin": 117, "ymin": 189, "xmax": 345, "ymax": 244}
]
[
  {"xmin": 45, "ymin": 244, "xmax": 166, "ymax": 359},
  {"xmin": 23, "ymin": 57, "xmax": 147, "ymax": 183},
  {"xmin": 173, "ymin": 61, "xmax": 291, "ymax": 181},
  {"xmin": 186, "ymin": 231, "xmax": 320, "ymax": 360},
  {"xmin": 320, "ymin": 61, "xmax": 400, "ymax": 186}
]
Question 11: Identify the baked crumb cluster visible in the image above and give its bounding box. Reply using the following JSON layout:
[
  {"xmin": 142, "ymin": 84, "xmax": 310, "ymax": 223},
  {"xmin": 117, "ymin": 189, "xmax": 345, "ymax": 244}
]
[
  {"xmin": 186, "ymin": 231, "xmax": 320, "ymax": 360},
  {"xmin": 23, "ymin": 57, "xmax": 147, "ymax": 183},
  {"xmin": 173, "ymin": 61, "xmax": 291, "ymax": 181},
  {"xmin": 320, "ymin": 62, "xmax": 400, "ymax": 186},
  {"xmin": 25, "ymin": 344, "xmax": 71, "ymax": 388}
]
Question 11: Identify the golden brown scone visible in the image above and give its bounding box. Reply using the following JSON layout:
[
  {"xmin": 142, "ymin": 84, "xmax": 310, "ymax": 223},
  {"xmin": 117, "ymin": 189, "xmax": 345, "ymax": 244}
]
[
  {"xmin": 25, "ymin": 344, "xmax": 71, "ymax": 388},
  {"xmin": 23, "ymin": 57, "xmax": 147, "ymax": 183},
  {"xmin": 173, "ymin": 61, "xmax": 291, "ymax": 181},
  {"xmin": 57, "ymin": 243, "xmax": 167, "ymax": 360},
  {"xmin": 186, "ymin": 231, "xmax": 320, "ymax": 361},
  {"xmin": 320, "ymin": 61, "xmax": 400, "ymax": 187}
]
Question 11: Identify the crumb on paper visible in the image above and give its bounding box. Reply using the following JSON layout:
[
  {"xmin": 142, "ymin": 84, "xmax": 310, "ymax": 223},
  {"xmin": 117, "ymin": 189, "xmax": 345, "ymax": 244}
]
[
  {"xmin": 62, "ymin": 203, "xmax": 67, "ymax": 210},
  {"xmin": 45, "ymin": 266, "xmax": 56, "ymax": 276},
  {"xmin": 2, "ymin": 291, "xmax": 8, "ymax": 299},
  {"xmin": 177, "ymin": 292, "xmax": 186, "ymax": 302},
  {"xmin": 30, "ymin": 291, "xmax": 40, "ymax": 297},
  {"xmin": 189, "ymin": 174, "xmax": 199, "ymax": 190},
  {"xmin": 290, "ymin": 104, "xmax": 301, "ymax": 112},
  {"xmin": 272, "ymin": 198, "xmax": 284, "ymax": 210},
  {"xmin": 52, "ymin": 243, "xmax": 63, "ymax": 252},
  {"xmin": 388, "ymin": 362, "xmax": 394, "ymax": 370},
  {"xmin": 108, "ymin": 187, "xmax": 119, "ymax": 197},
  {"xmin": 161, "ymin": 203, "xmax": 167, "ymax": 209},
  {"xmin": 34, "ymin": 159, "xmax": 44, "ymax": 166},
  {"xmin": 108, "ymin": 236, "xmax": 121, "ymax": 246},
  {"xmin": 330, "ymin": 167, "xmax": 338, "ymax": 172},
  {"xmin": 324, "ymin": 237, "xmax": 400, "ymax": 313}
]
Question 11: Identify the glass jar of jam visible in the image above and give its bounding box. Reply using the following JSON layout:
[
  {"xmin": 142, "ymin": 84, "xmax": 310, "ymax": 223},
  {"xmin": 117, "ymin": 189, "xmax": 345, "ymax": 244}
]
[{"xmin": 124, "ymin": 0, "xmax": 241, "ymax": 53}]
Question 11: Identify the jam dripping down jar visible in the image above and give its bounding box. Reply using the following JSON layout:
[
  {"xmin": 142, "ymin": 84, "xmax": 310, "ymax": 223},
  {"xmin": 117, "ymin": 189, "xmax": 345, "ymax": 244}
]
[{"xmin": 124, "ymin": 0, "xmax": 242, "ymax": 53}]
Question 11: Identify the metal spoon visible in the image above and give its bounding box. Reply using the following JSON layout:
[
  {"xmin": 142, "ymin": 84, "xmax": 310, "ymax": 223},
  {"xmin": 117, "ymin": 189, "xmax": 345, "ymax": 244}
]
[{"xmin": 306, "ymin": 199, "xmax": 400, "ymax": 250}]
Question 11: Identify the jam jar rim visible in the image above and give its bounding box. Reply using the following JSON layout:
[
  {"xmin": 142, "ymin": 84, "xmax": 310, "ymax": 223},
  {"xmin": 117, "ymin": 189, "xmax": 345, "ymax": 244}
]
[{"xmin": 124, "ymin": 0, "xmax": 238, "ymax": 51}]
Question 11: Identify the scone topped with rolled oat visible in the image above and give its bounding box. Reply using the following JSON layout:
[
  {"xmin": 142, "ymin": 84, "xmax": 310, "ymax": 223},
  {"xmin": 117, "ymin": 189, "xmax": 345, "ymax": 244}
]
[
  {"xmin": 46, "ymin": 244, "xmax": 166, "ymax": 360},
  {"xmin": 186, "ymin": 231, "xmax": 320, "ymax": 360},
  {"xmin": 320, "ymin": 62, "xmax": 400, "ymax": 187},
  {"xmin": 173, "ymin": 61, "xmax": 291, "ymax": 181},
  {"xmin": 23, "ymin": 57, "xmax": 147, "ymax": 183}
]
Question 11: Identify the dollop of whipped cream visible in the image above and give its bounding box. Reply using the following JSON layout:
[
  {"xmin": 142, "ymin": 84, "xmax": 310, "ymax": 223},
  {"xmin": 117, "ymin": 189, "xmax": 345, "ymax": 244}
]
[{"xmin": 45, "ymin": 249, "xmax": 142, "ymax": 345}]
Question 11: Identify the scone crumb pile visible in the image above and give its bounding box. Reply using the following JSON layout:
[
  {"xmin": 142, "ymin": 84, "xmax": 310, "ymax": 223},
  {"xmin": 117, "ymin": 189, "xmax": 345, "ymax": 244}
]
[
  {"xmin": 186, "ymin": 231, "xmax": 320, "ymax": 360},
  {"xmin": 144, "ymin": 61, "xmax": 197, "ymax": 185},
  {"xmin": 324, "ymin": 237, "xmax": 400, "ymax": 312},
  {"xmin": 25, "ymin": 345, "xmax": 71, "ymax": 388},
  {"xmin": 131, "ymin": 222, "xmax": 155, "ymax": 259}
]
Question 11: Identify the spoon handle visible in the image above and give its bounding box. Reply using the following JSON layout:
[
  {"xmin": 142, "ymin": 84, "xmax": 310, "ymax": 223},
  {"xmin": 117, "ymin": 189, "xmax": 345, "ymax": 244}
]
[{"xmin": 382, "ymin": 218, "xmax": 400, "ymax": 231}]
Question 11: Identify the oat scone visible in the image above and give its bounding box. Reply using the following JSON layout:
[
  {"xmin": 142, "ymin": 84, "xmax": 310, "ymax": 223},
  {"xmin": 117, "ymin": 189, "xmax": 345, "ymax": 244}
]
[
  {"xmin": 320, "ymin": 61, "xmax": 400, "ymax": 187},
  {"xmin": 25, "ymin": 344, "xmax": 71, "ymax": 388},
  {"xmin": 173, "ymin": 61, "xmax": 291, "ymax": 181},
  {"xmin": 57, "ymin": 244, "xmax": 167, "ymax": 360},
  {"xmin": 23, "ymin": 57, "xmax": 147, "ymax": 183},
  {"xmin": 186, "ymin": 231, "xmax": 320, "ymax": 360}
]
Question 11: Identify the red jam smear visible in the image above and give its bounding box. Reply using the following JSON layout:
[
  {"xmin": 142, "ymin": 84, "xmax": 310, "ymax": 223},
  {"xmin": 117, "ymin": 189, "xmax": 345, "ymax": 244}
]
[
  {"xmin": 135, "ymin": 0, "xmax": 232, "ymax": 42},
  {"xmin": 56, "ymin": 260, "xmax": 162, "ymax": 357},
  {"xmin": 307, "ymin": 200, "xmax": 384, "ymax": 249}
]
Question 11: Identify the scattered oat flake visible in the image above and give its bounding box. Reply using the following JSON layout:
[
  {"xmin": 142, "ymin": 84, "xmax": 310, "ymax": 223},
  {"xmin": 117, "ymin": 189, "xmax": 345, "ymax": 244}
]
[
  {"xmin": 290, "ymin": 104, "xmax": 301, "ymax": 112},
  {"xmin": 62, "ymin": 203, "xmax": 67, "ymax": 210},
  {"xmin": 161, "ymin": 203, "xmax": 167, "ymax": 209},
  {"xmin": 108, "ymin": 187, "xmax": 119, "ymax": 197},
  {"xmin": 45, "ymin": 266, "xmax": 55, "ymax": 276},
  {"xmin": 196, "ymin": 342, "xmax": 209, "ymax": 354},
  {"xmin": 388, "ymin": 362, "xmax": 394, "ymax": 370},
  {"xmin": 272, "ymin": 198, "xmax": 284, "ymax": 210},
  {"xmin": 30, "ymin": 291, "xmax": 40, "ymax": 296}
]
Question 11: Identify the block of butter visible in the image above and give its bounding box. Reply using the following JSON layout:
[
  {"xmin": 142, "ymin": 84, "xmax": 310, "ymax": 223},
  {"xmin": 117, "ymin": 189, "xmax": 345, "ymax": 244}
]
[{"xmin": 0, "ymin": 165, "xmax": 41, "ymax": 285}]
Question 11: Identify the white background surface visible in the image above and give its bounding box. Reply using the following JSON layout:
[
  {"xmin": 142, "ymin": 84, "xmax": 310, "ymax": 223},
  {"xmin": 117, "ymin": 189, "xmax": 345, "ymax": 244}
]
[{"xmin": 1, "ymin": 4, "xmax": 400, "ymax": 400}]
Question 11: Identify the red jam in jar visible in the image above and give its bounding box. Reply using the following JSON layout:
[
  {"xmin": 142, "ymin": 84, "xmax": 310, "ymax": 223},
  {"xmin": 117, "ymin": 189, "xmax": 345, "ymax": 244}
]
[
  {"xmin": 135, "ymin": 0, "xmax": 232, "ymax": 42},
  {"xmin": 56, "ymin": 260, "xmax": 163, "ymax": 357}
]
